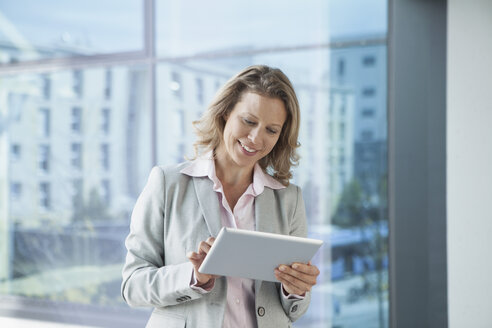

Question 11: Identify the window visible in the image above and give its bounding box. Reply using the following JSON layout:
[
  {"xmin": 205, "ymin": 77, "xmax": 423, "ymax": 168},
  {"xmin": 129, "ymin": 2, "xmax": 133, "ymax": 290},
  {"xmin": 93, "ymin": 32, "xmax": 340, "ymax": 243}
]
[
  {"xmin": 362, "ymin": 108, "xmax": 375, "ymax": 118},
  {"xmin": 196, "ymin": 77, "xmax": 204, "ymax": 104},
  {"xmin": 339, "ymin": 148, "xmax": 345, "ymax": 165},
  {"xmin": 361, "ymin": 130, "xmax": 374, "ymax": 141},
  {"xmin": 38, "ymin": 145, "xmax": 50, "ymax": 173},
  {"xmin": 72, "ymin": 179, "xmax": 83, "ymax": 208},
  {"xmin": 71, "ymin": 107, "xmax": 82, "ymax": 133},
  {"xmin": 73, "ymin": 70, "xmax": 83, "ymax": 98},
  {"xmin": 11, "ymin": 182, "xmax": 22, "ymax": 200},
  {"xmin": 362, "ymin": 87, "xmax": 376, "ymax": 97},
  {"xmin": 38, "ymin": 108, "xmax": 50, "ymax": 137},
  {"xmin": 101, "ymin": 144, "xmax": 110, "ymax": 171},
  {"xmin": 101, "ymin": 108, "xmax": 110, "ymax": 134},
  {"xmin": 171, "ymin": 71, "xmax": 182, "ymax": 100},
  {"xmin": 39, "ymin": 182, "xmax": 51, "ymax": 209},
  {"xmin": 176, "ymin": 143, "xmax": 185, "ymax": 164},
  {"xmin": 1, "ymin": 1, "xmax": 388, "ymax": 327},
  {"xmin": 338, "ymin": 58, "xmax": 345, "ymax": 78},
  {"xmin": 71, "ymin": 143, "xmax": 82, "ymax": 169},
  {"xmin": 339, "ymin": 171, "xmax": 346, "ymax": 187},
  {"xmin": 11, "ymin": 144, "xmax": 21, "ymax": 161},
  {"xmin": 171, "ymin": 109, "xmax": 185, "ymax": 137},
  {"xmin": 2, "ymin": 66, "xmax": 152, "ymax": 327},
  {"xmin": 104, "ymin": 69, "xmax": 112, "ymax": 100},
  {"xmin": 101, "ymin": 179, "xmax": 111, "ymax": 204},
  {"xmin": 42, "ymin": 74, "xmax": 51, "ymax": 100},
  {"xmin": 363, "ymin": 55, "xmax": 376, "ymax": 67}
]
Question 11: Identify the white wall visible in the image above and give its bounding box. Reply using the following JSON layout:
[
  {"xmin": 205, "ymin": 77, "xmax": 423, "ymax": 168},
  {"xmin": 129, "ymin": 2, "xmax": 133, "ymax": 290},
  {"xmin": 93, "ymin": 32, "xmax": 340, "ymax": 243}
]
[{"xmin": 447, "ymin": 1, "xmax": 492, "ymax": 327}]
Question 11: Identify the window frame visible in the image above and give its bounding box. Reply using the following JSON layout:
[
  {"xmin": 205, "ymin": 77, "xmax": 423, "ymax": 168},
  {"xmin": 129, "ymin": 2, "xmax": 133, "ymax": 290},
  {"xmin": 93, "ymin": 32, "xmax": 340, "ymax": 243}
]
[{"xmin": 388, "ymin": 0, "xmax": 448, "ymax": 327}]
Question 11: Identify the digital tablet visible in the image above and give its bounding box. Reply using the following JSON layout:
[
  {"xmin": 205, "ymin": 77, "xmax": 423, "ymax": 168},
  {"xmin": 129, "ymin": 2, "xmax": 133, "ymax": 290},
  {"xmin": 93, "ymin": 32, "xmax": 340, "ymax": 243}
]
[{"xmin": 198, "ymin": 227, "xmax": 323, "ymax": 282}]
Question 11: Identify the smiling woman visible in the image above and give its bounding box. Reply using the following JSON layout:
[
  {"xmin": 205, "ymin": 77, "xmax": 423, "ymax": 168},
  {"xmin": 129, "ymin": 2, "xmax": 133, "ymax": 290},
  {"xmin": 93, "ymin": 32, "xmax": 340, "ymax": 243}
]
[
  {"xmin": 192, "ymin": 65, "xmax": 301, "ymax": 186},
  {"xmin": 121, "ymin": 65, "xmax": 320, "ymax": 328}
]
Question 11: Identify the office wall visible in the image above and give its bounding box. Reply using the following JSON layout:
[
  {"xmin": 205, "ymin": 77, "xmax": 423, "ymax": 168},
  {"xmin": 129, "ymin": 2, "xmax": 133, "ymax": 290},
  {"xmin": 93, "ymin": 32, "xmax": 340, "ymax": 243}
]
[{"xmin": 447, "ymin": 1, "xmax": 492, "ymax": 327}]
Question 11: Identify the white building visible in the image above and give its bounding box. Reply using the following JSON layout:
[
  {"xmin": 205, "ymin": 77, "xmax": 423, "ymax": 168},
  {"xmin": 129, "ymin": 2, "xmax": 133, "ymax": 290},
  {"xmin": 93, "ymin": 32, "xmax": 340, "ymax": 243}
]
[
  {"xmin": 329, "ymin": 38, "xmax": 387, "ymax": 203},
  {"xmin": 3, "ymin": 67, "xmax": 150, "ymax": 228}
]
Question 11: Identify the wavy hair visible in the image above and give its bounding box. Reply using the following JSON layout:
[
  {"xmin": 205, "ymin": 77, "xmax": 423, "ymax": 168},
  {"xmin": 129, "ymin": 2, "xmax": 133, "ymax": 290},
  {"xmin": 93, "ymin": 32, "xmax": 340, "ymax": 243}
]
[{"xmin": 192, "ymin": 65, "xmax": 301, "ymax": 185}]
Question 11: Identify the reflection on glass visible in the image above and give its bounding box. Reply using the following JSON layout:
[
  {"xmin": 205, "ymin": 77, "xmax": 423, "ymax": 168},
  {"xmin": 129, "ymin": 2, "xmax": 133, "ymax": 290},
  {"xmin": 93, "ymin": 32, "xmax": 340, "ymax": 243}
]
[
  {"xmin": 0, "ymin": 0, "xmax": 143, "ymax": 64},
  {"xmin": 0, "ymin": 66, "xmax": 151, "ymax": 311},
  {"xmin": 156, "ymin": 64, "xmax": 230, "ymax": 164}
]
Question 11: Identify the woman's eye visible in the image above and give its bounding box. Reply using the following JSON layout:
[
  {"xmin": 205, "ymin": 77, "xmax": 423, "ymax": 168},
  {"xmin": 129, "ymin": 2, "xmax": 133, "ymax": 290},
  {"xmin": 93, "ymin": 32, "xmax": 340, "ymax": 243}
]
[
  {"xmin": 243, "ymin": 118, "xmax": 255, "ymax": 125},
  {"xmin": 267, "ymin": 128, "xmax": 278, "ymax": 134}
]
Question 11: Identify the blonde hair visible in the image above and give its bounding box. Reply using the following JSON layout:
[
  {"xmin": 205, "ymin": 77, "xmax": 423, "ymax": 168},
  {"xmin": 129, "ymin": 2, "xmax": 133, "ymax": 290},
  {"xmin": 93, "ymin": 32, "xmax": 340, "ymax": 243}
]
[{"xmin": 192, "ymin": 65, "xmax": 301, "ymax": 186}]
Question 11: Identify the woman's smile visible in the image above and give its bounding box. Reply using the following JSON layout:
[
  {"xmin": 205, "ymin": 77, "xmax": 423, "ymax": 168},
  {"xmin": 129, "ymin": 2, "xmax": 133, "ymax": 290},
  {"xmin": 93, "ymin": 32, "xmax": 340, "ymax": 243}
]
[{"xmin": 238, "ymin": 140, "xmax": 259, "ymax": 155}]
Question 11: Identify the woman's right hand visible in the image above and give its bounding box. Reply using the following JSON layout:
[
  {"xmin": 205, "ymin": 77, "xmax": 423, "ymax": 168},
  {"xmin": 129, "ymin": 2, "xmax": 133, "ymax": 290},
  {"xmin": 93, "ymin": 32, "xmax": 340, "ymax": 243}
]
[{"xmin": 186, "ymin": 237, "xmax": 219, "ymax": 286}]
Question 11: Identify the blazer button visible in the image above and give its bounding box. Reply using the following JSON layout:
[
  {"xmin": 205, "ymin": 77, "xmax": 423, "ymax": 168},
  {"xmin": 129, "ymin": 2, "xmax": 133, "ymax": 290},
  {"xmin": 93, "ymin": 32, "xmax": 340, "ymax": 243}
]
[
  {"xmin": 257, "ymin": 306, "xmax": 265, "ymax": 317},
  {"xmin": 291, "ymin": 305, "xmax": 298, "ymax": 313}
]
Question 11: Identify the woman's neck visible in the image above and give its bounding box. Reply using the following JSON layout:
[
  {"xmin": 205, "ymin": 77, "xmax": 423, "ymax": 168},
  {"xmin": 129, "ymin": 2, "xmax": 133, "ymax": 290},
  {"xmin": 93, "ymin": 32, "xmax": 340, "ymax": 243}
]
[{"xmin": 214, "ymin": 152, "xmax": 254, "ymax": 188}]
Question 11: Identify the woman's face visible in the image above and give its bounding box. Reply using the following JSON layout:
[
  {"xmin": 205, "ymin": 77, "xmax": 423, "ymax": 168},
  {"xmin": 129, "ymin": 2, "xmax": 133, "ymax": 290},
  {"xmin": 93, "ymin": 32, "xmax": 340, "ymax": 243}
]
[{"xmin": 217, "ymin": 92, "xmax": 287, "ymax": 171}]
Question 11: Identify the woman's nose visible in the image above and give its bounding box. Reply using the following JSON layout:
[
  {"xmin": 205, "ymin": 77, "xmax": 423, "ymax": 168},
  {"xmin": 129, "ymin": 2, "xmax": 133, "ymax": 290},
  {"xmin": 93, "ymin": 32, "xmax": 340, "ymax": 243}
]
[{"xmin": 248, "ymin": 127, "xmax": 261, "ymax": 144}]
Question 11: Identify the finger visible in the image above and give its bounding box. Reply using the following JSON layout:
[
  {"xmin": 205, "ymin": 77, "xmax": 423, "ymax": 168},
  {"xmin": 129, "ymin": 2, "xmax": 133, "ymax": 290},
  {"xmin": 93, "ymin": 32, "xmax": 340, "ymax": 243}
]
[
  {"xmin": 206, "ymin": 237, "xmax": 215, "ymax": 245},
  {"xmin": 291, "ymin": 262, "xmax": 321, "ymax": 276},
  {"xmin": 282, "ymin": 280, "xmax": 305, "ymax": 296},
  {"xmin": 274, "ymin": 273, "xmax": 305, "ymax": 295},
  {"xmin": 277, "ymin": 265, "xmax": 316, "ymax": 288},
  {"xmin": 198, "ymin": 241, "xmax": 212, "ymax": 254},
  {"xmin": 278, "ymin": 265, "xmax": 317, "ymax": 285},
  {"xmin": 187, "ymin": 251, "xmax": 205, "ymax": 262},
  {"xmin": 274, "ymin": 268, "xmax": 313, "ymax": 293},
  {"xmin": 187, "ymin": 252, "xmax": 205, "ymax": 271}
]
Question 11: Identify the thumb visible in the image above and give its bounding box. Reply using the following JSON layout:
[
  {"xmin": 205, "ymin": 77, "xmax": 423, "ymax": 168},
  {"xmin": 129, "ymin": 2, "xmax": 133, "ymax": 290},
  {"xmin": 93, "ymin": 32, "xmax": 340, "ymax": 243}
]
[{"xmin": 187, "ymin": 251, "xmax": 204, "ymax": 268}]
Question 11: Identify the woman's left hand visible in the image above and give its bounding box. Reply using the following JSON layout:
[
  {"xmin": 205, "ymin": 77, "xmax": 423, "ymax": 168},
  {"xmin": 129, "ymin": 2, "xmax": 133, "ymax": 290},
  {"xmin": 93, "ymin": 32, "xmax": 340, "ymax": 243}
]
[{"xmin": 274, "ymin": 261, "xmax": 320, "ymax": 296}]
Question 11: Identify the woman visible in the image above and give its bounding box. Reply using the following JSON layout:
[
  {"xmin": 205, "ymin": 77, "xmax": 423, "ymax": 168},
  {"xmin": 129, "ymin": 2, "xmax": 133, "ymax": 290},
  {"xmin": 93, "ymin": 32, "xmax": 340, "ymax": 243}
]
[{"xmin": 121, "ymin": 65, "xmax": 320, "ymax": 328}]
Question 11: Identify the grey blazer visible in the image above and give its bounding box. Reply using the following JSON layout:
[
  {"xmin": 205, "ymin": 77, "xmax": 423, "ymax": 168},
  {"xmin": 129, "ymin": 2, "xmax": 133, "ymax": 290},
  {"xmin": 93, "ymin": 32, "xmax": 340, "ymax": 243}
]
[{"xmin": 121, "ymin": 163, "xmax": 311, "ymax": 328}]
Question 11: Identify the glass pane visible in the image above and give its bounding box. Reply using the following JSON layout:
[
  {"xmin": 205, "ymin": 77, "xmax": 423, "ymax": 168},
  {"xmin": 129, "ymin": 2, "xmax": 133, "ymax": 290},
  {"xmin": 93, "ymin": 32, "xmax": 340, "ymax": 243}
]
[
  {"xmin": 0, "ymin": 0, "xmax": 143, "ymax": 64},
  {"xmin": 0, "ymin": 65, "xmax": 152, "ymax": 322},
  {"xmin": 155, "ymin": 1, "xmax": 388, "ymax": 327},
  {"xmin": 156, "ymin": 0, "xmax": 387, "ymax": 57}
]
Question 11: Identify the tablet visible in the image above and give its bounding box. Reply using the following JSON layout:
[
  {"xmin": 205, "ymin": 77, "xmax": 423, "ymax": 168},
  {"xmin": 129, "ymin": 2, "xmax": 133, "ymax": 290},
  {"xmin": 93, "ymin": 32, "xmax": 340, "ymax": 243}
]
[{"xmin": 198, "ymin": 227, "xmax": 323, "ymax": 282}]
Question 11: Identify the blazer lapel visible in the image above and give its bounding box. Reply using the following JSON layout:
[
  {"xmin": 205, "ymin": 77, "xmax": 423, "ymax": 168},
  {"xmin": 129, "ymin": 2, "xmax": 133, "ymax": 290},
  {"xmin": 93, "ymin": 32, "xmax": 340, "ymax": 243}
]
[
  {"xmin": 255, "ymin": 188, "xmax": 283, "ymax": 294},
  {"xmin": 255, "ymin": 188, "xmax": 281, "ymax": 234},
  {"xmin": 192, "ymin": 176, "xmax": 222, "ymax": 237}
]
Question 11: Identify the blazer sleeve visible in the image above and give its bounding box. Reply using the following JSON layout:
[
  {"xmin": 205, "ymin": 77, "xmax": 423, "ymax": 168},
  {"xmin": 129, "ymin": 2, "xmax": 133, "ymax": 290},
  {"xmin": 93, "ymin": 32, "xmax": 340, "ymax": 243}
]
[
  {"xmin": 279, "ymin": 185, "xmax": 312, "ymax": 321},
  {"xmin": 121, "ymin": 166, "xmax": 206, "ymax": 308}
]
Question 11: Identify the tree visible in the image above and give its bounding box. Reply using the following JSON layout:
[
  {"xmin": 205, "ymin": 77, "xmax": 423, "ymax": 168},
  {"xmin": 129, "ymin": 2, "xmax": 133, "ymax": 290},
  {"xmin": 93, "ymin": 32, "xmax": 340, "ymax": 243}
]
[
  {"xmin": 72, "ymin": 188, "xmax": 113, "ymax": 224},
  {"xmin": 331, "ymin": 176, "xmax": 388, "ymax": 327}
]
